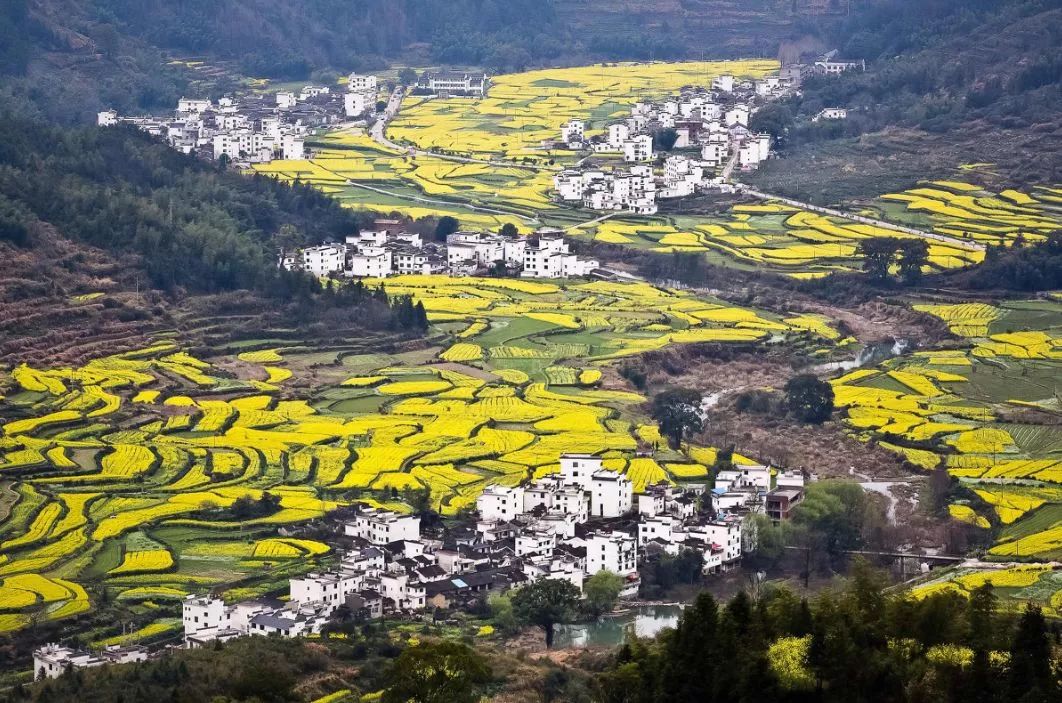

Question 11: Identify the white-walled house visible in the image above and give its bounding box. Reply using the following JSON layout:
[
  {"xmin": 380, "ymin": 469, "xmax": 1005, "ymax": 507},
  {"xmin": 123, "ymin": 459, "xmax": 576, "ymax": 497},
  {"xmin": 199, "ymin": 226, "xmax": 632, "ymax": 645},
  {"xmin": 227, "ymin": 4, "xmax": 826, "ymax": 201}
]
[
  {"xmin": 560, "ymin": 453, "xmax": 601, "ymax": 490},
  {"xmin": 477, "ymin": 484, "xmax": 526, "ymax": 521},
  {"xmin": 623, "ymin": 134, "xmax": 653, "ymax": 162},
  {"xmin": 33, "ymin": 643, "xmax": 148, "ymax": 680},
  {"xmin": 344, "ymin": 509, "xmax": 420, "ymax": 545},
  {"xmin": 589, "ymin": 470, "xmax": 632, "ymax": 518},
  {"xmin": 712, "ymin": 74, "xmax": 735, "ymax": 92},
  {"xmin": 586, "ymin": 531, "xmax": 638, "ymax": 577},
  {"xmin": 345, "ymin": 91, "xmax": 370, "ymax": 117},
  {"xmin": 289, "ymin": 571, "xmax": 362, "ymax": 612},
  {"xmin": 348, "ymin": 73, "xmax": 378, "ymax": 94},
  {"xmin": 813, "ymin": 107, "xmax": 848, "ymax": 121},
  {"xmin": 561, "ymin": 119, "xmax": 585, "ymax": 145},
  {"xmin": 716, "ymin": 464, "xmax": 771, "ymax": 492},
  {"xmin": 301, "ymin": 244, "xmax": 347, "ymax": 277}
]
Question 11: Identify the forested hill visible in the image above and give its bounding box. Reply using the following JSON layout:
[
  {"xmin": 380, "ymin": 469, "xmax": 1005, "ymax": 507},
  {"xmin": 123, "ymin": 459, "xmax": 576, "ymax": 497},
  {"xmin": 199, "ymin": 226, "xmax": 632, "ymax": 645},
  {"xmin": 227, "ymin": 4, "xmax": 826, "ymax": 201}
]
[
  {"xmin": 0, "ymin": 117, "xmax": 356, "ymax": 293},
  {"xmin": 0, "ymin": 0, "xmax": 824, "ymax": 124},
  {"xmin": 748, "ymin": 0, "xmax": 1062, "ymax": 199}
]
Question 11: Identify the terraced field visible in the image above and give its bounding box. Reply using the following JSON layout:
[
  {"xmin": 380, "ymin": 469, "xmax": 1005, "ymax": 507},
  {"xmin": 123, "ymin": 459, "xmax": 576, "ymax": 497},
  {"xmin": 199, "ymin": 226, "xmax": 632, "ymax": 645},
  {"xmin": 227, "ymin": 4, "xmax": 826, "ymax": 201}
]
[
  {"xmin": 254, "ymin": 61, "xmax": 779, "ymax": 230},
  {"xmin": 912, "ymin": 564, "xmax": 1062, "ymax": 617},
  {"xmin": 253, "ymin": 60, "xmax": 1061, "ymax": 278},
  {"xmin": 0, "ymin": 277, "xmax": 842, "ymax": 633},
  {"xmin": 833, "ymin": 298, "xmax": 1062, "ymax": 560}
]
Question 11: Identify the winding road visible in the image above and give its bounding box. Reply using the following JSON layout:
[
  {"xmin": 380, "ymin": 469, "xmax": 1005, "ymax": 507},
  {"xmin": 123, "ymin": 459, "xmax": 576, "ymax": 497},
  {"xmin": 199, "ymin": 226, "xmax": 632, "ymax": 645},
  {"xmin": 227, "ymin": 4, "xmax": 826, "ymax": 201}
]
[{"xmin": 732, "ymin": 182, "xmax": 985, "ymax": 252}]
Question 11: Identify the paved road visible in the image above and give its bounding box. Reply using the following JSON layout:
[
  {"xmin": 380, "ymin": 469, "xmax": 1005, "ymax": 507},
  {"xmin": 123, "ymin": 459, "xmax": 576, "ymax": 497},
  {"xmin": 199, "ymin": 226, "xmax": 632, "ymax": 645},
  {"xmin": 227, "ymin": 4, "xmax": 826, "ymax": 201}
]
[{"xmin": 733, "ymin": 182, "xmax": 985, "ymax": 251}]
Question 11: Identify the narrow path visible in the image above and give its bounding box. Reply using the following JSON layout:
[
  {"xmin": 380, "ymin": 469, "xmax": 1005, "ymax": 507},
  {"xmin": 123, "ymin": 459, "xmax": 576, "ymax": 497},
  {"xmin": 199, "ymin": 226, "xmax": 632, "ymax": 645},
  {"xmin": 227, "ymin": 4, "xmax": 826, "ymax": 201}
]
[
  {"xmin": 370, "ymin": 88, "xmax": 560, "ymax": 173},
  {"xmin": 563, "ymin": 211, "xmax": 616, "ymax": 232},
  {"xmin": 720, "ymin": 148, "xmax": 740, "ymax": 182},
  {"xmin": 732, "ymin": 182, "xmax": 985, "ymax": 251},
  {"xmin": 343, "ymin": 179, "xmax": 540, "ymax": 224}
]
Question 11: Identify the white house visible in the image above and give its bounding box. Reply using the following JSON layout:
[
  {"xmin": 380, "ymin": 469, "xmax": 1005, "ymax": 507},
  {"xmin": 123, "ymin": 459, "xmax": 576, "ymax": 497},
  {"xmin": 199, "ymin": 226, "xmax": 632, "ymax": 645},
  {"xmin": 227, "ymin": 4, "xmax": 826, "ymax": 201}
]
[
  {"xmin": 586, "ymin": 531, "xmax": 638, "ymax": 577},
  {"xmin": 418, "ymin": 72, "xmax": 490, "ymax": 97},
  {"xmin": 379, "ymin": 571, "xmax": 426, "ymax": 610},
  {"xmin": 477, "ymin": 484, "xmax": 526, "ymax": 521},
  {"xmin": 516, "ymin": 530, "xmax": 556, "ymax": 559},
  {"xmin": 349, "ymin": 250, "xmax": 393, "ymax": 278},
  {"xmin": 348, "ymin": 73, "xmax": 378, "ymax": 94},
  {"xmin": 276, "ymin": 92, "xmax": 297, "ymax": 109},
  {"xmin": 813, "ymin": 107, "xmax": 848, "ymax": 121},
  {"xmin": 33, "ymin": 643, "xmax": 148, "ymax": 680},
  {"xmin": 299, "ymin": 85, "xmax": 331, "ymax": 101},
  {"xmin": 776, "ymin": 470, "xmax": 805, "ymax": 489},
  {"xmin": 177, "ymin": 97, "xmax": 213, "ymax": 115},
  {"xmin": 561, "ymin": 119, "xmax": 585, "ymax": 145},
  {"xmin": 345, "ymin": 92, "xmax": 370, "ymax": 117},
  {"xmin": 301, "ymin": 244, "xmax": 347, "ymax": 277},
  {"xmin": 344, "ymin": 509, "xmax": 420, "ymax": 545},
  {"xmin": 623, "ymin": 134, "xmax": 653, "ymax": 162},
  {"xmin": 289, "ymin": 570, "xmax": 362, "ymax": 612},
  {"xmin": 560, "ymin": 453, "xmax": 601, "ymax": 490},
  {"xmin": 712, "ymin": 74, "xmax": 735, "ymax": 92},
  {"xmin": 701, "ymin": 142, "xmax": 728, "ymax": 166},
  {"xmin": 607, "ymin": 122, "xmax": 630, "ymax": 149},
  {"xmin": 716, "ymin": 464, "xmax": 771, "ymax": 492},
  {"xmin": 725, "ymin": 105, "xmax": 750, "ymax": 127},
  {"xmin": 589, "ymin": 470, "xmax": 632, "ymax": 518}
]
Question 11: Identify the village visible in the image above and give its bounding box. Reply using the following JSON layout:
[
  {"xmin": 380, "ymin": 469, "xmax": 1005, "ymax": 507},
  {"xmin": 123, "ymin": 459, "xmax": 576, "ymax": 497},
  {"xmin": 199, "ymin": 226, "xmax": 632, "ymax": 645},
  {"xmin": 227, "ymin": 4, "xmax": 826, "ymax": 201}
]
[
  {"xmin": 279, "ymin": 220, "xmax": 602, "ymax": 280},
  {"xmin": 550, "ymin": 56, "xmax": 856, "ymax": 215},
  {"xmin": 96, "ymin": 70, "xmax": 489, "ymax": 166},
  {"xmin": 34, "ymin": 453, "xmax": 809, "ymax": 679}
]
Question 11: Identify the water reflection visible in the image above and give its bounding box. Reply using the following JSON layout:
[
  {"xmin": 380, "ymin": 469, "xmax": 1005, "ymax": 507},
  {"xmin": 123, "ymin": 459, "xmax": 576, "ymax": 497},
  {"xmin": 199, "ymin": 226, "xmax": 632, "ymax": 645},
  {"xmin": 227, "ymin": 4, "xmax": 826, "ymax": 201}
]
[{"xmin": 552, "ymin": 604, "xmax": 684, "ymax": 649}]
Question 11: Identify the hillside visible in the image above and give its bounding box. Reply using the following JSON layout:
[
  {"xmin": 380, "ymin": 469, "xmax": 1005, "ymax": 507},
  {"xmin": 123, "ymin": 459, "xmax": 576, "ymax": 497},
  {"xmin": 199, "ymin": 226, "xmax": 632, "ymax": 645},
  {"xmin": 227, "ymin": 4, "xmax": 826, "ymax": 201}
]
[
  {"xmin": 0, "ymin": 0, "xmax": 829, "ymax": 124},
  {"xmin": 746, "ymin": 0, "xmax": 1062, "ymax": 201}
]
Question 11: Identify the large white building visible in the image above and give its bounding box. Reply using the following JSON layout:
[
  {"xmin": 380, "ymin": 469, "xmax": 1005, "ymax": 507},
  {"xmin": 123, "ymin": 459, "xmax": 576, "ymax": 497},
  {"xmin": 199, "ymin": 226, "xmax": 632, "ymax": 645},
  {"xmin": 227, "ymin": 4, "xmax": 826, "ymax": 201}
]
[
  {"xmin": 417, "ymin": 72, "xmax": 490, "ymax": 97},
  {"xmin": 301, "ymin": 244, "xmax": 347, "ymax": 277},
  {"xmin": 623, "ymin": 134, "xmax": 653, "ymax": 162},
  {"xmin": 590, "ymin": 471, "xmax": 633, "ymax": 518},
  {"xmin": 478, "ymin": 484, "xmax": 526, "ymax": 521},
  {"xmin": 586, "ymin": 531, "xmax": 638, "ymax": 577},
  {"xmin": 348, "ymin": 73, "xmax": 378, "ymax": 94},
  {"xmin": 344, "ymin": 509, "xmax": 421, "ymax": 545}
]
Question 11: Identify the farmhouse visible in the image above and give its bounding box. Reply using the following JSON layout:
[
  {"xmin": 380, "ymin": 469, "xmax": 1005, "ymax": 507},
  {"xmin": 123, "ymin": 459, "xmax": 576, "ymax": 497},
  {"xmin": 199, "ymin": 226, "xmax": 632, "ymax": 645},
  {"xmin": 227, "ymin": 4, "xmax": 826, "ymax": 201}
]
[{"xmin": 32, "ymin": 643, "xmax": 149, "ymax": 680}]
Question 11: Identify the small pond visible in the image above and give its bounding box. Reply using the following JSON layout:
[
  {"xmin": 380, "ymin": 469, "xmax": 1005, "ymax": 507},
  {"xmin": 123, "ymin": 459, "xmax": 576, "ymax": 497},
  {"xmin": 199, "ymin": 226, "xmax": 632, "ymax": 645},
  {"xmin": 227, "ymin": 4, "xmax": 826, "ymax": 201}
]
[{"xmin": 552, "ymin": 604, "xmax": 684, "ymax": 649}]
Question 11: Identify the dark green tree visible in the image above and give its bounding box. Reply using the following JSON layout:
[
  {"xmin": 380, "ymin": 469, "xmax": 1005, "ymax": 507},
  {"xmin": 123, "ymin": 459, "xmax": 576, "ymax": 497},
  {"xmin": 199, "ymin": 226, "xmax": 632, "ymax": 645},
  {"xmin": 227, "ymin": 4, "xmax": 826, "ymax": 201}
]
[
  {"xmin": 583, "ymin": 570, "xmax": 625, "ymax": 618},
  {"xmin": 784, "ymin": 374, "xmax": 834, "ymax": 424},
  {"xmin": 511, "ymin": 578, "xmax": 581, "ymax": 648},
  {"xmin": 859, "ymin": 237, "xmax": 901, "ymax": 282},
  {"xmin": 898, "ymin": 239, "xmax": 930, "ymax": 284},
  {"xmin": 1008, "ymin": 605, "xmax": 1056, "ymax": 700},
  {"xmin": 651, "ymin": 128, "xmax": 679, "ymax": 151},
  {"xmin": 651, "ymin": 388, "xmax": 704, "ymax": 448},
  {"xmin": 381, "ymin": 641, "xmax": 491, "ymax": 703},
  {"xmin": 434, "ymin": 216, "xmax": 460, "ymax": 241}
]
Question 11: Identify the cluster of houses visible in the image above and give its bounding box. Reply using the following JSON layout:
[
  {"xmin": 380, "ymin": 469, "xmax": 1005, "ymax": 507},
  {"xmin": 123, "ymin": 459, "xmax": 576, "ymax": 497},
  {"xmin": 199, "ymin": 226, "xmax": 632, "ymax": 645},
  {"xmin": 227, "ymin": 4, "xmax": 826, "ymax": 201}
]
[
  {"xmin": 551, "ymin": 56, "xmax": 858, "ymax": 214},
  {"xmin": 280, "ymin": 221, "xmax": 600, "ymax": 280},
  {"xmin": 33, "ymin": 453, "xmax": 807, "ymax": 677},
  {"xmin": 97, "ymin": 72, "xmax": 385, "ymax": 166},
  {"xmin": 550, "ymin": 77, "xmax": 780, "ymax": 214}
]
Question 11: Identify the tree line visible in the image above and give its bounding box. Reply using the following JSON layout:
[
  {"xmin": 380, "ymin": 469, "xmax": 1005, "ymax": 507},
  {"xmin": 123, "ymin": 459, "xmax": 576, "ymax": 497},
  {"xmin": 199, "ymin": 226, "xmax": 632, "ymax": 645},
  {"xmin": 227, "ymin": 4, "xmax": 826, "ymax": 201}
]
[
  {"xmin": 0, "ymin": 117, "xmax": 359, "ymax": 294},
  {"xmin": 595, "ymin": 560, "xmax": 1059, "ymax": 703}
]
